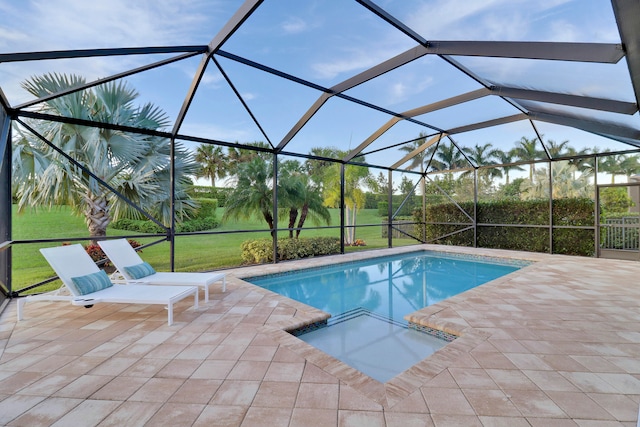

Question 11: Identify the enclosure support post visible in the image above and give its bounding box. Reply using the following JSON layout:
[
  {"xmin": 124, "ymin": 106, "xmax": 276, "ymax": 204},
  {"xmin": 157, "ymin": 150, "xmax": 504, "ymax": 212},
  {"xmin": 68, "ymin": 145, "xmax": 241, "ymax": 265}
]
[
  {"xmin": 169, "ymin": 138, "xmax": 176, "ymax": 270},
  {"xmin": 595, "ymin": 157, "xmax": 600, "ymax": 257},
  {"xmin": 387, "ymin": 170, "xmax": 393, "ymax": 248},
  {"xmin": 340, "ymin": 164, "xmax": 345, "ymax": 254},
  {"xmin": 548, "ymin": 161, "xmax": 553, "ymax": 254},
  {"xmin": 422, "ymin": 174, "xmax": 426, "ymax": 243},
  {"xmin": 0, "ymin": 109, "xmax": 11, "ymax": 297},
  {"xmin": 272, "ymin": 153, "xmax": 279, "ymax": 263},
  {"xmin": 473, "ymin": 169, "xmax": 478, "ymax": 248}
]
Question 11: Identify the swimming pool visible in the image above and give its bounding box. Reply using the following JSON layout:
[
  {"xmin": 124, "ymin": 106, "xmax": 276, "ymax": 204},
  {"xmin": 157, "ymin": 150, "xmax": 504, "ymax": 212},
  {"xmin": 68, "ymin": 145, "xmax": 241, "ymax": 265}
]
[
  {"xmin": 247, "ymin": 251, "xmax": 527, "ymax": 382},
  {"xmin": 248, "ymin": 251, "xmax": 525, "ymax": 324}
]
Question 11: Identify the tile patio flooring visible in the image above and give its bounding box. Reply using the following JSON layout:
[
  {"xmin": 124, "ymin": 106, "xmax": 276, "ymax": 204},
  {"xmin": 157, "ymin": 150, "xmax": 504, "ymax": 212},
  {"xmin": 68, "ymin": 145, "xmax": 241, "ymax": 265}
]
[{"xmin": 1, "ymin": 244, "xmax": 640, "ymax": 426}]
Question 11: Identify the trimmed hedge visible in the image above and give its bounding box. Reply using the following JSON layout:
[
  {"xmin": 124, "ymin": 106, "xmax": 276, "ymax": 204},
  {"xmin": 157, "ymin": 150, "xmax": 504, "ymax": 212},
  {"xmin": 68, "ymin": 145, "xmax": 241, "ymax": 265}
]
[
  {"xmin": 110, "ymin": 216, "xmax": 220, "ymax": 234},
  {"xmin": 365, "ymin": 193, "xmax": 421, "ymax": 216},
  {"xmin": 415, "ymin": 198, "xmax": 595, "ymax": 256},
  {"xmin": 241, "ymin": 237, "xmax": 341, "ymax": 264},
  {"xmin": 187, "ymin": 186, "xmax": 232, "ymax": 207},
  {"xmin": 553, "ymin": 228, "xmax": 595, "ymax": 255},
  {"xmin": 110, "ymin": 198, "xmax": 219, "ymax": 233},
  {"xmin": 194, "ymin": 198, "xmax": 217, "ymax": 219},
  {"xmin": 477, "ymin": 226, "xmax": 549, "ymax": 253},
  {"xmin": 110, "ymin": 218, "xmax": 165, "ymax": 234}
]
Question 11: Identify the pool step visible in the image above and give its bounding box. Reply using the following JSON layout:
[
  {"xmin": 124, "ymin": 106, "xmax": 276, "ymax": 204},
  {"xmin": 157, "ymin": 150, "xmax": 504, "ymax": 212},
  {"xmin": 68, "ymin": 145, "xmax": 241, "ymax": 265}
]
[{"xmin": 328, "ymin": 307, "xmax": 407, "ymax": 329}]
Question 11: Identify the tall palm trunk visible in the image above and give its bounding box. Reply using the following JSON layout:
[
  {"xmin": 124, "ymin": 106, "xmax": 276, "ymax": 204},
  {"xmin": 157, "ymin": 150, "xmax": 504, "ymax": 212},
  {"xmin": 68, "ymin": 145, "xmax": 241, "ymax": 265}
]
[
  {"xmin": 350, "ymin": 205, "xmax": 357, "ymax": 244},
  {"xmin": 262, "ymin": 210, "xmax": 275, "ymax": 237},
  {"xmin": 288, "ymin": 208, "xmax": 298, "ymax": 238},
  {"xmin": 296, "ymin": 203, "xmax": 309, "ymax": 238},
  {"xmin": 84, "ymin": 193, "xmax": 110, "ymax": 245},
  {"xmin": 345, "ymin": 205, "xmax": 357, "ymax": 245}
]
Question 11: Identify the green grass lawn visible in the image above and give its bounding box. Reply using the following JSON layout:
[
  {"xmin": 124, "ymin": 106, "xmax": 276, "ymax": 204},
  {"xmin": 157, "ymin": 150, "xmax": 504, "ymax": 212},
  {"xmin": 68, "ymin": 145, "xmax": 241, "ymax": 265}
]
[{"xmin": 10, "ymin": 205, "xmax": 421, "ymax": 293}]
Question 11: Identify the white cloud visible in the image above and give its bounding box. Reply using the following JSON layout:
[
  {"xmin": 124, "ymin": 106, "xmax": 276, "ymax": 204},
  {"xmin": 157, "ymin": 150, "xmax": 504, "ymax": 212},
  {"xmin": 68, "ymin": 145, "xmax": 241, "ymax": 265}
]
[
  {"xmin": 311, "ymin": 47, "xmax": 398, "ymax": 80},
  {"xmin": 403, "ymin": 0, "xmax": 579, "ymax": 41},
  {"xmin": 312, "ymin": 57, "xmax": 371, "ymax": 80},
  {"xmin": 390, "ymin": 82, "xmax": 408, "ymax": 101},
  {"xmin": 307, "ymin": 0, "xmax": 586, "ymax": 84},
  {"xmin": 385, "ymin": 75, "xmax": 434, "ymax": 106},
  {"xmin": 545, "ymin": 20, "xmax": 582, "ymax": 42},
  {"xmin": 405, "ymin": 0, "xmax": 512, "ymax": 39},
  {"xmin": 0, "ymin": 0, "xmax": 232, "ymax": 104},
  {"xmin": 0, "ymin": 26, "xmax": 28, "ymax": 47},
  {"xmin": 199, "ymin": 69, "xmax": 224, "ymax": 88},
  {"xmin": 281, "ymin": 17, "xmax": 308, "ymax": 34},
  {"xmin": 19, "ymin": 0, "xmax": 215, "ymax": 49}
]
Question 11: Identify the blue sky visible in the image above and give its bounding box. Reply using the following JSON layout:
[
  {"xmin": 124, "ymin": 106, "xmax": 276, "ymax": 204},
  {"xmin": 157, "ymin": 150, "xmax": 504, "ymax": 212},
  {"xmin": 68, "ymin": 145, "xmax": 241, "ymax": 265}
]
[{"xmin": 1, "ymin": 0, "xmax": 638, "ymax": 174}]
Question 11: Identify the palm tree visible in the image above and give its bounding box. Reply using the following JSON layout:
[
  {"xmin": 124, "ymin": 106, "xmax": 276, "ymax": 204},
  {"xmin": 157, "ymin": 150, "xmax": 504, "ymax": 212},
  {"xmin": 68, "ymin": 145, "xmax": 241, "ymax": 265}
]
[
  {"xmin": 223, "ymin": 155, "xmax": 331, "ymax": 238},
  {"xmin": 322, "ymin": 149, "xmax": 370, "ymax": 245},
  {"xmin": 223, "ymin": 156, "xmax": 274, "ymax": 233},
  {"xmin": 565, "ymin": 147, "xmax": 592, "ymax": 176},
  {"xmin": 493, "ymin": 149, "xmax": 524, "ymax": 185},
  {"xmin": 463, "ymin": 143, "xmax": 499, "ymax": 167},
  {"xmin": 462, "ymin": 143, "xmax": 502, "ymax": 193},
  {"xmin": 521, "ymin": 162, "xmax": 592, "ymax": 199},
  {"xmin": 12, "ymin": 73, "xmax": 197, "ymax": 242},
  {"xmin": 398, "ymin": 132, "xmax": 432, "ymax": 206},
  {"xmin": 511, "ymin": 136, "xmax": 541, "ymax": 180},
  {"xmin": 288, "ymin": 172, "xmax": 331, "ymax": 238},
  {"xmin": 429, "ymin": 142, "xmax": 467, "ymax": 172},
  {"xmin": 545, "ymin": 139, "xmax": 571, "ymax": 158},
  {"xmin": 226, "ymin": 141, "xmax": 271, "ymax": 178},
  {"xmin": 399, "ymin": 132, "xmax": 429, "ymax": 171},
  {"xmin": 305, "ymin": 146, "xmax": 341, "ymax": 190},
  {"xmin": 620, "ymin": 155, "xmax": 640, "ymax": 180},
  {"xmin": 599, "ymin": 154, "xmax": 634, "ymax": 184},
  {"xmin": 194, "ymin": 144, "xmax": 227, "ymax": 187}
]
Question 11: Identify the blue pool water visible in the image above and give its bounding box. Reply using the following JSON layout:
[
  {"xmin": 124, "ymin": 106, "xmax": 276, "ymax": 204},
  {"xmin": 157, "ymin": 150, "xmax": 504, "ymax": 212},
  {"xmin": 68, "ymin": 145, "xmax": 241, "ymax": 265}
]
[
  {"xmin": 249, "ymin": 251, "xmax": 524, "ymax": 325},
  {"xmin": 247, "ymin": 251, "xmax": 527, "ymax": 382}
]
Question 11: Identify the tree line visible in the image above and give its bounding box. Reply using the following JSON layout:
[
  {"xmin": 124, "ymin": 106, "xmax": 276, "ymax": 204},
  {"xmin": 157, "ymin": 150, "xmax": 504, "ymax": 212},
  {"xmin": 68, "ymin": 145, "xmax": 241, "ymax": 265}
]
[{"xmin": 12, "ymin": 73, "xmax": 640, "ymax": 245}]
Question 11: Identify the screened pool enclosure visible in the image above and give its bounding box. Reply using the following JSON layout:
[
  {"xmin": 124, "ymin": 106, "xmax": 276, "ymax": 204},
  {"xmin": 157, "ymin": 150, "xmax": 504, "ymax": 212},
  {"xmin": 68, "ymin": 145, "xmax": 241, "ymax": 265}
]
[{"xmin": 2, "ymin": 0, "xmax": 640, "ymax": 306}]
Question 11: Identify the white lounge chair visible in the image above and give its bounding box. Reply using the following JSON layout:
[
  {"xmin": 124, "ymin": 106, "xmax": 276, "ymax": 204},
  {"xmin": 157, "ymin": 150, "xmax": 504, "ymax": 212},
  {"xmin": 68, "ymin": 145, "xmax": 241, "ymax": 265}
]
[
  {"xmin": 98, "ymin": 239, "xmax": 226, "ymax": 302},
  {"xmin": 17, "ymin": 244, "xmax": 199, "ymax": 326}
]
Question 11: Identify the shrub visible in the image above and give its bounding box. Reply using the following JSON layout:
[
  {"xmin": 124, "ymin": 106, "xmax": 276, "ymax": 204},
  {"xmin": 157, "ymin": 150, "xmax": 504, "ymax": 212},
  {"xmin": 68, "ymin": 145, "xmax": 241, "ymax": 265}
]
[
  {"xmin": 552, "ymin": 198, "xmax": 595, "ymax": 226},
  {"xmin": 414, "ymin": 197, "xmax": 595, "ymax": 256},
  {"xmin": 552, "ymin": 228, "xmax": 595, "ymax": 256},
  {"xmin": 110, "ymin": 218, "xmax": 165, "ymax": 234},
  {"xmin": 377, "ymin": 201, "xmax": 388, "ymax": 216},
  {"xmin": 241, "ymin": 237, "xmax": 341, "ymax": 264},
  {"xmin": 111, "ymin": 197, "xmax": 219, "ymax": 233},
  {"xmin": 187, "ymin": 186, "xmax": 231, "ymax": 207},
  {"xmin": 477, "ymin": 226, "xmax": 549, "ymax": 253},
  {"xmin": 188, "ymin": 185, "xmax": 217, "ymax": 199},
  {"xmin": 176, "ymin": 217, "xmax": 219, "ymax": 232},
  {"xmin": 84, "ymin": 244, "xmax": 107, "ymax": 263},
  {"xmin": 375, "ymin": 196, "xmax": 420, "ymax": 216},
  {"xmin": 194, "ymin": 198, "xmax": 217, "ymax": 219},
  {"xmin": 381, "ymin": 216, "xmax": 414, "ymax": 239},
  {"xmin": 110, "ymin": 216, "xmax": 219, "ymax": 233},
  {"xmin": 600, "ymin": 187, "xmax": 633, "ymax": 213}
]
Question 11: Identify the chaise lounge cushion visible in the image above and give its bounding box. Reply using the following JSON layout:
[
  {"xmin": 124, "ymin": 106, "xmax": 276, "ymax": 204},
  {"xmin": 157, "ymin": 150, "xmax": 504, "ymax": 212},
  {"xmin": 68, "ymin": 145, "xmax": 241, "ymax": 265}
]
[
  {"xmin": 71, "ymin": 269, "xmax": 113, "ymax": 295},
  {"xmin": 124, "ymin": 261, "xmax": 156, "ymax": 279}
]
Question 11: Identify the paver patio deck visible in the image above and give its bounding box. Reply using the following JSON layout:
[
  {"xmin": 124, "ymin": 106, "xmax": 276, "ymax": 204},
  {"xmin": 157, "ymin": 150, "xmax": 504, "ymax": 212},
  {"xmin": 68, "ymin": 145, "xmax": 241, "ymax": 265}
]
[{"xmin": 1, "ymin": 244, "xmax": 640, "ymax": 426}]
